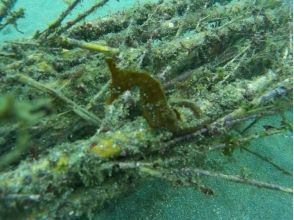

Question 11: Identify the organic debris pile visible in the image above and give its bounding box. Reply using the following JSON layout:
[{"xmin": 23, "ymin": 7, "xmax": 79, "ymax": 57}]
[{"xmin": 0, "ymin": 0, "xmax": 292, "ymax": 219}]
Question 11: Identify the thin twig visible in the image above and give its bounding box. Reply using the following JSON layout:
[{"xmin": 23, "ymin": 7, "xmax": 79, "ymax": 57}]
[
  {"xmin": 237, "ymin": 116, "xmax": 292, "ymax": 176},
  {"xmin": 0, "ymin": 8, "xmax": 24, "ymax": 32},
  {"xmin": 55, "ymin": 0, "xmax": 109, "ymax": 36},
  {"xmin": 208, "ymin": 127, "xmax": 288, "ymax": 151},
  {"xmin": 11, "ymin": 74, "xmax": 101, "ymax": 126},
  {"xmin": 241, "ymin": 146, "xmax": 292, "ymax": 176},
  {"xmin": 156, "ymin": 105, "xmax": 287, "ymax": 155},
  {"xmin": 207, "ymin": 126, "xmax": 292, "ymax": 176},
  {"xmin": 38, "ymin": 0, "xmax": 82, "ymax": 39},
  {"xmin": 0, "ymin": 193, "xmax": 40, "ymax": 202},
  {"xmin": 219, "ymin": 44, "xmax": 251, "ymax": 84},
  {"xmin": 140, "ymin": 167, "xmax": 292, "ymax": 194},
  {"xmin": 240, "ymin": 117, "xmax": 260, "ymax": 134},
  {"xmin": 223, "ymin": 44, "xmax": 250, "ymax": 69},
  {"xmin": 0, "ymin": 0, "xmax": 17, "ymax": 22},
  {"xmin": 180, "ymin": 168, "xmax": 293, "ymax": 194},
  {"xmin": 86, "ymin": 80, "xmax": 110, "ymax": 110}
]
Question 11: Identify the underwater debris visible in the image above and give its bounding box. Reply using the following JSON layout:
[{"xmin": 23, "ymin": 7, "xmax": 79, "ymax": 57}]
[
  {"xmin": 139, "ymin": 166, "xmax": 292, "ymax": 193},
  {"xmin": 11, "ymin": 74, "xmax": 101, "ymax": 126},
  {"xmin": 0, "ymin": 3, "xmax": 25, "ymax": 33},
  {"xmin": 0, "ymin": 0, "xmax": 292, "ymax": 218},
  {"xmin": 56, "ymin": 0, "xmax": 109, "ymax": 36},
  {"xmin": 38, "ymin": 0, "xmax": 82, "ymax": 40},
  {"xmin": 36, "ymin": 0, "xmax": 109, "ymax": 41},
  {"xmin": 48, "ymin": 0, "xmax": 110, "ymax": 41},
  {"xmin": 0, "ymin": 0, "xmax": 17, "ymax": 22},
  {"xmin": 59, "ymin": 36, "xmax": 119, "ymax": 55}
]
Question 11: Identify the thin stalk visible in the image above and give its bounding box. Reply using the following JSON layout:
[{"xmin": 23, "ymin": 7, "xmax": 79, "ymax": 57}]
[{"xmin": 11, "ymin": 74, "xmax": 101, "ymax": 126}]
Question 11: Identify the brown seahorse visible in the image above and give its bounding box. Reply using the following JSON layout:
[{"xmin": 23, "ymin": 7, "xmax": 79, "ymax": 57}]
[{"xmin": 105, "ymin": 58, "xmax": 180, "ymax": 133}]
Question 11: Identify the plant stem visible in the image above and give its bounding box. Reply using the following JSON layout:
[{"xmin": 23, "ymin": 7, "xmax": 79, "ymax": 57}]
[{"xmin": 11, "ymin": 74, "xmax": 101, "ymax": 126}]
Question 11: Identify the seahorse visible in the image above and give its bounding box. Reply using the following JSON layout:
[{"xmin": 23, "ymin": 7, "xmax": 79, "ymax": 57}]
[{"xmin": 105, "ymin": 58, "xmax": 180, "ymax": 133}]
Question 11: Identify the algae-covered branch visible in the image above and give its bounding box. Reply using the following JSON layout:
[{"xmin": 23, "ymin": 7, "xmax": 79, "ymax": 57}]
[{"xmin": 0, "ymin": 0, "xmax": 292, "ymax": 219}]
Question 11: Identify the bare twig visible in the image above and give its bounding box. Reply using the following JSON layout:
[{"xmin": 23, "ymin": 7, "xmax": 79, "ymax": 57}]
[
  {"xmin": 140, "ymin": 167, "xmax": 293, "ymax": 194},
  {"xmin": 240, "ymin": 117, "xmax": 260, "ymax": 134},
  {"xmin": 241, "ymin": 146, "xmax": 292, "ymax": 176},
  {"xmin": 179, "ymin": 167, "xmax": 293, "ymax": 194},
  {"xmin": 237, "ymin": 115, "xmax": 292, "ymax": 176}
]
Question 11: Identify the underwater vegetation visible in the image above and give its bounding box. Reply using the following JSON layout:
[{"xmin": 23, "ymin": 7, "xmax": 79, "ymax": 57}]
[
  {"xmin": 0, "ymin": 0, "xmax": 292, "ymax": 219},
  {"xmin": 0, "ymin": 0, "xmax": 24, "ymax": 33}
]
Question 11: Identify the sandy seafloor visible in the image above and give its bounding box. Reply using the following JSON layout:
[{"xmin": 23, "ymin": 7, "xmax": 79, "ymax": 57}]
[
  {"xmin": 97, "ymin": 113, "xmax": 292, "ymax": 220},
  {"xmin": 0, "ymin": 0, "xmax": 292, "ymax": 219}
]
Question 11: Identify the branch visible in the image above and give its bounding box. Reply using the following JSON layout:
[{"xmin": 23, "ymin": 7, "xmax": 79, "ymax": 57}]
[
  {"xmin": 37, "ymin": 0, "xmax": 82, "ymax": 40},
  {"xmin": 86, "ymin": 80, "xmax": 110, "ymax": 110},
  {"xmin": 54, "ymin": 0, "xmax": 109, "ymax": 36},
  {"xmin": 0, "ymin": 8, "xmax": 24, "ymax": 33},
  {"xmin": 140, "ymin": 167, "xmax": 293, "ymax": 194},
  {"xmin": 241, "ymin": 146, "xmax": 292, "ymax": 176},
  {"xmin": 10, "ymin": 74, "xmax": 101, "ymax": 126},
  {"xmin": 0, "ymin": 0, "xmax": 16, "ymax": 22},
  {"xmin": 59, "ymin": 36, "xmax": 119, "ymax": 55},
  {"xmin": 180, "ymin": 167, "xmax": 293, "ymax": 194},
  {"xmin": 208, "ymin": 127, "xmax": 288, "ymax": 152}
]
